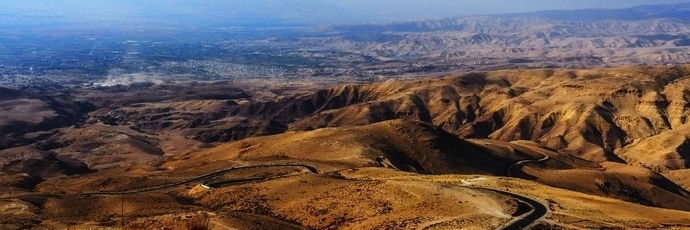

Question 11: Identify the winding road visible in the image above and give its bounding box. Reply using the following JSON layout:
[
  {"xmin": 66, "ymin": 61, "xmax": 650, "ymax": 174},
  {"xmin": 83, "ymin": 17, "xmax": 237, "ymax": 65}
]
[
  {"xmin": 379, "ymin": 155, "xmax": 550, "ymax": 230},
  {"xmin": 82, "ymin": 158, "xmax": 549, "ymax": 229},
  {"xmin": 81, "ymin": 164, "xmax": 319, "ymax": 196},
  {"xmin": 506, "ymin": 151, "xmax": 550, "ymax": 177},
  {"xmin": 483, "ymin": 188, "xmax": 549, "ymax": 230},
  {"xmin": 499, "ymin": 147, "xmax": 551, "ymax": 229}
]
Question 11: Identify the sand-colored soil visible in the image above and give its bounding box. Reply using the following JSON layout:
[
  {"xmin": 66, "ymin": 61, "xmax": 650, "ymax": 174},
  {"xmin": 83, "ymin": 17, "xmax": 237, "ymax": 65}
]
[{"xmin": 5, "ymin": 65, "xmax": 690, "ymax": 229}]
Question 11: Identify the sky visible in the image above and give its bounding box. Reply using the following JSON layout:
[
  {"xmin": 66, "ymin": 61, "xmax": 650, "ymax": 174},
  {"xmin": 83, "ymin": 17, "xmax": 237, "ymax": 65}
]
[
  {"xmin": 329, "ymin": 0, "xmax": 690, "ymax": 21},
  {"xmin": 1, "ymin": 0, "xmax": 690, "ymax": 27}
]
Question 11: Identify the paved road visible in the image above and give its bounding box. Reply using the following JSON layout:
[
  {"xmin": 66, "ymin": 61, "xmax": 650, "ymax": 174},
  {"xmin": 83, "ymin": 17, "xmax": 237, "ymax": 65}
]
[
  {"xmin": 200, "ymin": 177, "xmax": 267, "ymax": 189},
  {"xmin": 499, "ymin": 146, "xmax": 551, "ymax": 229},
  {"xmin": 506, "ymin": 152, "xmax": 549, "ymax": 177},
  {"xmin": 81, "ymin": 159, "xmax": 549, "ymax": 229},
  {"xmin": 481, "ymin": 188, "xmax": 549, "ymax": 230},
  {"xmin": 379, "ymin": 155, "xmax": 549, "ymax": 230},
  {"xmin": 81, "ymin": 164, "xmax": 318, "ymax": 196}
]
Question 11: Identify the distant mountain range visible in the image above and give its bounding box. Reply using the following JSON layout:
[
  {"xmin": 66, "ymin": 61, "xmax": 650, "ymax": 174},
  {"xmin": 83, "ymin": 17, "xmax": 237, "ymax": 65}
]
[
  {"xmin": 319, "ymin": 2, "xmax": 690, "ymax": 69},
  {"xmin": 336, "ymin": 3, "xmax": 690, "ymax": 33},
  {"xmin": 3, "ymin": 2, "xmax": 690, "ymax": 30},
  {"xmin": 505, "ymin": 2, "xmax": 690, "ymax": 21}
]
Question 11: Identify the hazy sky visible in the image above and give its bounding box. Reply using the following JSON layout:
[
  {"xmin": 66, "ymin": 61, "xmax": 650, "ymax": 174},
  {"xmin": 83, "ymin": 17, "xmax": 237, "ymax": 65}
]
[{"xmin": 2, "ymin": 0, "xmax": 690, "ymax": 27}]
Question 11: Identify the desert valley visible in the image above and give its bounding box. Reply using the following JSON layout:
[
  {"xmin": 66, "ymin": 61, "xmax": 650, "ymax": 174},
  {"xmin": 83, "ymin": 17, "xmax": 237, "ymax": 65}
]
[
  {"xmin": 5, "ymin": 66, "xmax": 690, "ymax": 229},
  {"xmin": 4, "ymin": 2, "xmax": 690, "ymax": 230}
]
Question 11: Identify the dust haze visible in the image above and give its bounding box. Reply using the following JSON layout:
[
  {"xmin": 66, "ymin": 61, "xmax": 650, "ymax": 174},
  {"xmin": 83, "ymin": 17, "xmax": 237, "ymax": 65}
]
[
  {"xmin": 4, "ymin": 1, "xmax": 690, "ymax": 230},
  {"xmin": 3, "ymin": 0, "xmax": 690, "ymax": 28}
]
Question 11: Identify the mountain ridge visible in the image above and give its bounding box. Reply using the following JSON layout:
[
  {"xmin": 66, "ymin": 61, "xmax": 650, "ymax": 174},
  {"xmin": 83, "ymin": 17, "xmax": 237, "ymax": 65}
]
[
  {"xmin": 8, "ymin": 65, "xmax": 690, "ymax": 228},
  {"xmin": 95, "ymin": 65, "xmax": 690, "ymax": 173},
  {"xmin": 335, "ymin": 2, "xmax": 690, "ymax": 33}
]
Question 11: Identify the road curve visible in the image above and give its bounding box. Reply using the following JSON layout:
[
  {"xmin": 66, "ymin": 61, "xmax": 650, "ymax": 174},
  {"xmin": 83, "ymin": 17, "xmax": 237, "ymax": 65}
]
[
  {"xmin": 201, "ymin": 177, "xmax": 267, "ymax": 189},
  {"xmin": 81, "ymin": 164, "xmax": 318, "ymax": 196},
  {"xmin": 495, "ymin": 148, "xmax": 552, "ymax": 229},
  {"xmin": 377, "ymin": 154, "xmax": 549, "ymax": 229},
  {"xmin": 506, "ymin": 152, "xmax": 549, "ymax": 177},
  {"xmin": 480, "ymin": 188, "xmax": 549, "ymax": 230},
  {"xmin": 82, "ymin": 158, "xmax": 550, "ymax": 229}
]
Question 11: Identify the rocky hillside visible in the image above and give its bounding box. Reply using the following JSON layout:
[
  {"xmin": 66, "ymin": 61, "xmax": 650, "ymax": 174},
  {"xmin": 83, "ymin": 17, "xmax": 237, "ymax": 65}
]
[
  {"xmin": 277, "ymin": 65, "xmax": 690, "ymax": 166},
  {"xmin": 324, "ymin": 3, "xmax": 690, "ymax": 67},
  {"xmin": 174, "ymin": 119, "xmax": 690, "ymax": 211},
  {"xmin": 0, "ymin": 87, "xmax": 94, "ymax": 149},
  {"xmin": 95, "ymin": 65, "xmax": 690, "ymax": 176},
  {"xmin": 8, "ymin": 65, "xmax": 690, "ymax": 228}
]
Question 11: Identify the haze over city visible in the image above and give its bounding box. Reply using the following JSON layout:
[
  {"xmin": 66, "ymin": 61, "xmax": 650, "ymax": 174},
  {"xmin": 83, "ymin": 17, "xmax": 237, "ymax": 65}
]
[
  {"xmin": 2, "ymin": 0, "xmax": 690, "ymax": 28},
  {"xmin": 5, "ymin": 1, "xmax": 690, "ymax": 229}
]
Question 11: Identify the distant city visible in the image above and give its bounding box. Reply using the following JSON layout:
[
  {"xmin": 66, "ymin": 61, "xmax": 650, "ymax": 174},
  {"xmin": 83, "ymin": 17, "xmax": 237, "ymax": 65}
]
[
  {"xmin": 0, "ymin": 27, "xmax": 498, "ymax": 89},
  {"xmin": 2, "ymin": 3, "xmax": 690, "ymax": 90}
]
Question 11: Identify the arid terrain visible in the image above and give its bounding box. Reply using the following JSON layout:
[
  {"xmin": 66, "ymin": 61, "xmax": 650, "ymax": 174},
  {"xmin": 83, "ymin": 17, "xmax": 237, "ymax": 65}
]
[
  {"xmin": 5, "ymin": 1, "xmax": 690, "ymax": 230},
  {"xmin": 3, "ymin": 65, "xmax": 690, "ymax": 229}
]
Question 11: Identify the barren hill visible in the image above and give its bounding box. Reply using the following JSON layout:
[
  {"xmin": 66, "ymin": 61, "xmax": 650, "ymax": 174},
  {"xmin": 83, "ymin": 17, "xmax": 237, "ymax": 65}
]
[
  {"xmin": 0, "ymin": 87, "xmax": 21, "ymax": 100},
  {"xmin": 6, "ymin": 2, "xmax": 690, "ymax": 228},
  {"xmin": 8, "ymin": 65, "xmax": 690, "ymax": 228},
  {"xmin": 322, "ymin": 3, "xmax": 690, "ymax": 68},
  {"xmin": 0, "ymin": 88, "xmax": 94, "ymax": 149},
  {"xmin": 5, "ymin": 119, "xmax": 690, "ymax": 229},
  {"xmin": 167, "ymin": 120, "xmax": 690, "ymax": 211},
  {"xmin": 96, "ymin": 65, "xmax": 690, "ymax": 174}
]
